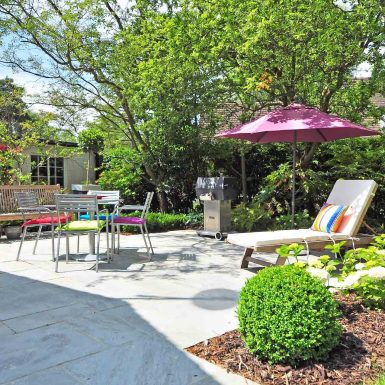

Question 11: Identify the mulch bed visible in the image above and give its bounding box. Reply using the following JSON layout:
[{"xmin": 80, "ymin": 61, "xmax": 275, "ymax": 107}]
[{"xmin": 186, "ymin": 294, "xmax": 385, "ymax": 385}]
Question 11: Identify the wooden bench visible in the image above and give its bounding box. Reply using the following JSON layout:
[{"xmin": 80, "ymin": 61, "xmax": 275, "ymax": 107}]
[{"xmin": 0, "ymin": 185, "xmax": 60, "ymax": 222}]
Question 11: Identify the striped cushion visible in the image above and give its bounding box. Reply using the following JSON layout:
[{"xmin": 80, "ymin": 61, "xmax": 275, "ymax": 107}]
[{"xmin": 311, "ymin": 203, "xmax": 348, "ymax": 233}]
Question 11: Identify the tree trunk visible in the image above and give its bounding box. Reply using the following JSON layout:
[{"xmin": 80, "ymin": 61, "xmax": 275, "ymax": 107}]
[
  {"xmin": 143, "ymin": 163, "xmax": 168, "ymax": 212},
  {"xmin": 87, "ymin": 150, "xmax": 90, "ymax": 184},
  {"xmin": 300, "ymin": 143, "xmax": 318, "ymax": 169},
  {"xmin": 241, "ymin": 151, "xmax": 247, "ymax": 203},
  {"xmin": 156, "ymin": 190, "xmax": 168, "ymax": 213}
]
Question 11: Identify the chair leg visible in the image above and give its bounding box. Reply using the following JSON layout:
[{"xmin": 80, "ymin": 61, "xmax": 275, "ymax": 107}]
[
  {"xmin": 117, "ymin": 225, "xmax": 120, "ymax": 254},
  {"xmin": 33, "ymin": 225, "xmax": 42, "ymax": 254},
  {"xmin": 140, "ymin": 225, "xmax": 150, "ymax": 258},
  {"xmin": 55, "ymin": 232, "xmax": 61, "ymax": 273},
  {"xmin": 96, "ymin": 231, "xmax": 100, "ymax": 272},
  {"xmin": 144, "ymin": 223, "xmax": 154, "ymax": 255},
  {"xmin": 17, "ymin": 226, "xmax": 27, "ymax": 261},
  {"xmin": 51, "ymin": 224, "xmax": 55, "ymax": 262},
  {"xmin": 65, "ymin": 234, "xmax": 69, "ymax": 264},
  {"xmin": 106, "ymin": 221, "xmax": 110, "ymax": 262},
  {"xmin": 241, "ymin": 248, "xmax": 253, "ymax": 269},
  {"xmin": 111, "ymin": 224, "xmax": 115, "ymax": 254},
  {"xmin": 77, "ymin": 235, "xmax": 80, "ymax": 254}
]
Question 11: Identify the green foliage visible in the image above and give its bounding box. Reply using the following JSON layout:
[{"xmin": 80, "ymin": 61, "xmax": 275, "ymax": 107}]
[
  {"xmin": 373, "ymin": 234, "xmax": 385, "ymax": 249},
  {"xmin": 231, "ymin": 201, "xmax": 273, "ymax": 232},
  {"xmin": 2, "ymin": 0, "xmax": 384, "ymax": 214},
  {"xmin": 238, "ymin": 265, "xmax": 342, "ymax": 365},
  {"xmin": 324, "ymin": 241, "xmax": 346, "ymax": 259},
  {"xmin": 308, "ymin": 255, "xmax": 340, "ymax": 274},
  {"xmin": 342, "ymin": 245, "xmax": 385, "ymax": 278},
  {"xmin": 119, "ymin": 211, "xmax": 203, "ymax": 233},
  {"xmin": 302, "ymin": 137, "xmax": 385, "ymax": 229},
  {"xmin": 276, "ymin": 243, "xmax": 305, "ymax": 263},
  {"xmin": 1, "ymin": 220, "xmax": 23, "ymax": 226},
  {"xmin": 353, "ymin": 275, "xmax": 385, "ymax": 310},
  {"xmin": 279, "ymin": 238, "xmax": 385, "ymax": 309},
  {"xmin": 97, "ymin": 147, "xmax": 144, "ymax": 202},
  {"xmin": 78, "ymin": 127, "xmax": 106, "ymax": 153},
  {"xmin": 341, "ymin": 238, "xmax": 385, "ymax": 309},
  {"xmin": 273, "ymin": 210, "xmax": 312, "ymax": 230},
  {"xmin": 0, "ymin": 78, "xmax": 75, "ymax": 185}
]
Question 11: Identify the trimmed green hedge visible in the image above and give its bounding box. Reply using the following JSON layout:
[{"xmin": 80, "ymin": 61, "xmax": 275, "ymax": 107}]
[
  {"xmin": 238, "ymin": 265, "xmax": 342, "ymax": 365},
  {"xmin": 119, "ymin": 211, "xmax": 202, "ymax": 233}
]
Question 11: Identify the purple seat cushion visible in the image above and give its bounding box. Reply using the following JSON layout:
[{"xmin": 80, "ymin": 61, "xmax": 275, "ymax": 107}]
[{"xmin": 114, "ymin": 216, "xmax": 146, "ymax": 225}]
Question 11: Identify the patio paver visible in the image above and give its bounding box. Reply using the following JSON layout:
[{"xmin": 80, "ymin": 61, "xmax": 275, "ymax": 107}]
[{"xmin": 0, "ymin": 230, "xmax": 258, "ymax": 385}]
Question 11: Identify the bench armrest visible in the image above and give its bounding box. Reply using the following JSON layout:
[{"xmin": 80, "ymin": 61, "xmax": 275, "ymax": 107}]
[
  {"xmin": 18, "ymin": 206, "xmax": 52, "ymax": 213},
  {"xmin": 119, "ymin": 205, "xmax": 145, "ymax": 211}
]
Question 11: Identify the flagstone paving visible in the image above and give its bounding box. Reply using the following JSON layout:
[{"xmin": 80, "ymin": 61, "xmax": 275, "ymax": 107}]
[{"xmin": 0, "ymin": 230, "xmax": 259, "ymax": 385}]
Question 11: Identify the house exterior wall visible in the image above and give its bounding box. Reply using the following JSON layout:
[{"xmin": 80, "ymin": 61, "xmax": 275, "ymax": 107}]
[
  {"xmin": 21, "ymin": 145, "xmax": 96, "ymax": 191},
  {"xmin": 64, "ymin": 154, "xmax": 96, "ymax": 191}
]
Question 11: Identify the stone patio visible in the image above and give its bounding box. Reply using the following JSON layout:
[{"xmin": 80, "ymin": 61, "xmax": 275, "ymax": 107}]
[{"xmin": 0, "ymin": 230, "xmax": 260, "ymax": 385}]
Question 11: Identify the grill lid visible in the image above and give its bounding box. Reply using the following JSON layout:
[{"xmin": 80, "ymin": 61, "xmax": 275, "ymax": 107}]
[{"xmin": 195, "ymin": 177, "xmax": 239, "ymax": 200}]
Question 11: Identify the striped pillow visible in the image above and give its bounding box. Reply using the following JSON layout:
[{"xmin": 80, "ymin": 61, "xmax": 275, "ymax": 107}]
[{"xmin": 311, "ymin": 203, "xmax": 348, "ymax": 233}]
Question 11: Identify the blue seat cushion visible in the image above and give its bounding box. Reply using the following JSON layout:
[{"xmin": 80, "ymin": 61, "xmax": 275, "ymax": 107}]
[{"xmin": 79, "ymin": 214, "xmax": 117, "ymax": 221}]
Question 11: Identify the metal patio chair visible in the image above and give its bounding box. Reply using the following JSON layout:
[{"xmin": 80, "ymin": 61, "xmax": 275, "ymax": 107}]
[
  {"xmin": 15, "ymin": 191, "xmax": 66, "ymax": 261},
  {"xmin": 55, "ymin": 194, "xmax": 110, "ymax": 272},
  {"xmin": 111, "ymin": 192, "xmax": 154, "ymax": 259},
  {"xmin": 77, "ymin": 190, "xmax": 120, "ymax": 253}
]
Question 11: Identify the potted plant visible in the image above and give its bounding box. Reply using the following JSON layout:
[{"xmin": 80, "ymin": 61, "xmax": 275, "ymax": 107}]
[{"xmin": 3, "ymin": 220, "xmax": 23, "ymax": 240}]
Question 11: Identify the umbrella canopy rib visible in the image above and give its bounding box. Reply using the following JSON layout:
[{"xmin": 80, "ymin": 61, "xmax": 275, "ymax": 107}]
[{"xmin": 317, "ymin": 128, "xmax": 328, "ymax": 142}]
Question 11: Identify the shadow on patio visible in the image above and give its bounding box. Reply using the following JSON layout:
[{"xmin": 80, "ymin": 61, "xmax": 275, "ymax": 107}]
[{"xmin": 0, "ymin": 271, "xmax": 250, "ymax": 385}]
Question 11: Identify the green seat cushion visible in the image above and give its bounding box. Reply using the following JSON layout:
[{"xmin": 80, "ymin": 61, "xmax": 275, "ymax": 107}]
[{"xmin": 59, "ymin": 220, "xmax": 105, "ymax": 232}]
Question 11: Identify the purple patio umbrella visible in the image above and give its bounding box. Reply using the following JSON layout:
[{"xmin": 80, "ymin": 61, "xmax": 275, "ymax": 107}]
[{"xmin": 216, "ymin": 103, "xmax": 379, "ymax": 226}]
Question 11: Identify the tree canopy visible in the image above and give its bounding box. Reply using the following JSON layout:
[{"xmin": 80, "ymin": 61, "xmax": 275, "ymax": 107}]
[{"xmin": 0, "ymin": 0, "xmax": 383, "ymax": 214}]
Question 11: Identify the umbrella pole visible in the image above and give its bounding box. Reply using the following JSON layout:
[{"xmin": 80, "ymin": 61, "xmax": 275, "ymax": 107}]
[{"xmin": 292, "ymin": 131, "xmax": 297, "ymax": 228}]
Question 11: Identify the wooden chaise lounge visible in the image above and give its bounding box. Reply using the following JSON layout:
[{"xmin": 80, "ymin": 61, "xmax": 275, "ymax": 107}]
[{"xmin": 225, "ymin": 180, "xmax": 378, "ymax": 269}]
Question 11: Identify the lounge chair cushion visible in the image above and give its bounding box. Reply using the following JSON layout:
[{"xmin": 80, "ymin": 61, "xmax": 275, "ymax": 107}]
[
  {"xmin": 311, "ymin": 203, "xmax": 348, "ymax": 233},
  {"xmin": 227, "ymin": 229, "xmax": 332, "ymax": 249},
  {"xmin": 327, "ymin": 179, "xmax": 377, "ymax": 236},
  {"xmin": 59, "ymin": 220, "xmax": 105, "ymax": 231}
]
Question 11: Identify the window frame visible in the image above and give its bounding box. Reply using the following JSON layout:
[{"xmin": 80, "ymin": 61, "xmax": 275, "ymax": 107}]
[{"xmin": 31, "ymin": 155, "xmax": 64, "ymax": 186}]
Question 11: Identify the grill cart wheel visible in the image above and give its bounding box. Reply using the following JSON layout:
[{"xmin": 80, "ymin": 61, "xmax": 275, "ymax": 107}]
[{"xmin": 215, "ymin": 232, "xmax": 224, "ymax": 241}]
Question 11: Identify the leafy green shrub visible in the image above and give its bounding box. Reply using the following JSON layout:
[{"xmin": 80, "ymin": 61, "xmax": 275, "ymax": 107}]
[
  {"xmin": 275, "ymin": 238, "xmax": 385, "ymax": 310},
  {"xmin": 273, "ymin": 210, "xmax": 312, "ymax": 230},
  {"xmin": 232, "ymin": 202, "xmax": 273, "ymax": 232},
  {"xmin": 97, "ymin": 147, "xmax": 145, "ymax": 202},
  {"xmin": 353, "ymin": 275, "xmax": 385, "ymax": 309},
  {"xmin": 146, "ymin": 212, "xmax": 189, "ymax": 232},
  {"xmin": 336, "ymin": 236, "xmax": 385, "ymax": 309},
  {"xmin": 238, "ymin": 265, "xmax": 342, "ymax": 365},
  {"xmin": 119, "ymin": 211, "xmax": 202, "ymax": 233}
]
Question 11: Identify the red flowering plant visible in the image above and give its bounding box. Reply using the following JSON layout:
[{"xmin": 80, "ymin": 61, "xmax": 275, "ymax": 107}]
[
  {"xmin": 0, "ymin": 131, "xmax": 29, "ymax": 185},
  {"xmin": 0, "ymin": 120, "xmax": 43, "ymax": 185}
]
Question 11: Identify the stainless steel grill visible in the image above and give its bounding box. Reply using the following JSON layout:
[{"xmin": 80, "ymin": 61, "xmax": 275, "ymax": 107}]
[{"xmin": 195, "ymin": 177, "xmax": 239, "ymax": 240}]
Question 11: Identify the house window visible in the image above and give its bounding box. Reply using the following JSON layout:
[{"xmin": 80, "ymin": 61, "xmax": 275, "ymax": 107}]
[{"xmin": 31, "ymin": 155, "xmax": 64, "ymax": 186}]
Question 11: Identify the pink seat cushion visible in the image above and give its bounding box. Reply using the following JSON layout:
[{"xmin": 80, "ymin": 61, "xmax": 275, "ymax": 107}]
[
  {"xmin": 113, "ymin": 216, "xmax": 146, "ymax": 225},
  {"xmin": 23, "ymin": 215, "xmax": 70, "ymax": 227}
]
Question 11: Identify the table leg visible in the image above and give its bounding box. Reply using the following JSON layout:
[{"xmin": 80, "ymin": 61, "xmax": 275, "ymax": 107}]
[
  {"xmin": 89, "ymin": 232, "xmax": 95, "ymax": 254},
  {"xmin": 72, "ymin": 210, "xmax": 107, "ymax": 261}
]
